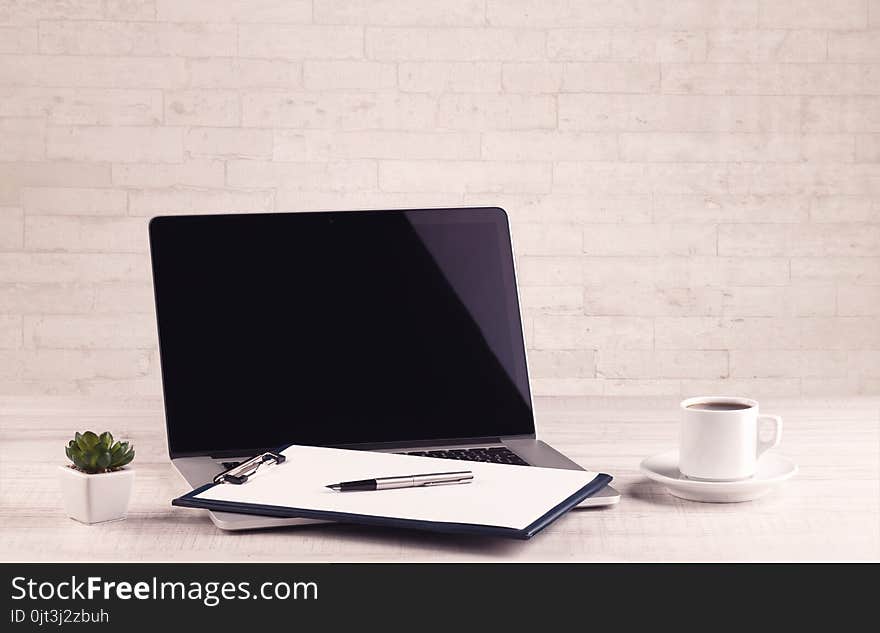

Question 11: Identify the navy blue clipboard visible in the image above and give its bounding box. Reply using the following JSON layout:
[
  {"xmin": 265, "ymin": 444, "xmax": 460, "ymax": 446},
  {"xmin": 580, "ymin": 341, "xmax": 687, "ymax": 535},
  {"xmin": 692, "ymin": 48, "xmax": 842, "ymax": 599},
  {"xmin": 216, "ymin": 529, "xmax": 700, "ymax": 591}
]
[{"xmin": 172, "ymin": 471, "xmax": 613, "ymax": 540}]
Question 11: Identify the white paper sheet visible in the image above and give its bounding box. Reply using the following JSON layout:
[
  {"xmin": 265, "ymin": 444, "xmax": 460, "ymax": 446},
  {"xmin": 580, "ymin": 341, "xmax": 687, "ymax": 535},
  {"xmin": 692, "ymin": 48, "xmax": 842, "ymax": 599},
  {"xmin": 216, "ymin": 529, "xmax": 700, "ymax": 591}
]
[{"xmin": 195, "ymin": 445, "xmax": 600, "ymax": 531}]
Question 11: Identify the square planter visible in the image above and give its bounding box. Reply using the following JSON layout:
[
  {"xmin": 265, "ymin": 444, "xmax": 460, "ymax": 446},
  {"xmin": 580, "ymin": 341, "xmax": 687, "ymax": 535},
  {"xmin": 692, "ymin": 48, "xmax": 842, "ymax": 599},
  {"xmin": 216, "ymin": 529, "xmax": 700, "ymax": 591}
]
[{"xmin": 58, "ymin": 466, "xmax": 134, "ymax": 524}]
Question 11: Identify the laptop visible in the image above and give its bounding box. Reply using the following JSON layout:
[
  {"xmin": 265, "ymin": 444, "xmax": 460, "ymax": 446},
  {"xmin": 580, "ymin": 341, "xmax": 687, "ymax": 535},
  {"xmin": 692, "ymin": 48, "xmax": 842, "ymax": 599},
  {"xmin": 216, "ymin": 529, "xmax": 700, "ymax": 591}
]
[{"xmin": 149, "ymin": 207, "xmax": 619, "ymax": 530}]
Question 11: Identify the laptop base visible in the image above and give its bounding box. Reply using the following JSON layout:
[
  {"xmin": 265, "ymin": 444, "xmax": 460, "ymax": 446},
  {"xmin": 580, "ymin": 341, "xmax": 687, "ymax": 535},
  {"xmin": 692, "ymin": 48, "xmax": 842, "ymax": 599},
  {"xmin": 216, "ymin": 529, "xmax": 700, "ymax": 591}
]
[{"xmin": 173, "ymin": 439, "xmax": 619, "ymax": 531}]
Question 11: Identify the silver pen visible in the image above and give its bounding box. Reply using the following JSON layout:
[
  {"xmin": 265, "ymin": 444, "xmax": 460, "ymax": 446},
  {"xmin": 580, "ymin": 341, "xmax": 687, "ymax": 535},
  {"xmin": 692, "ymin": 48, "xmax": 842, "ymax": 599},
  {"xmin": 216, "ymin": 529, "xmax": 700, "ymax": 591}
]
[{"xmin": 326, "ymin": 471, "xmax": 473, "ymax": 492}]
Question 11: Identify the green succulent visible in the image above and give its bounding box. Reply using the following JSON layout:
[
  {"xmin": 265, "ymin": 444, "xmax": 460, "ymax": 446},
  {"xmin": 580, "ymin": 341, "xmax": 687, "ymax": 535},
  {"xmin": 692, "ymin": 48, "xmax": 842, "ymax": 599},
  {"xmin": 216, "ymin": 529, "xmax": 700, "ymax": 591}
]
[{"xmin": 65, "ymin": 431, "xmax": 135, "ymax": 474}]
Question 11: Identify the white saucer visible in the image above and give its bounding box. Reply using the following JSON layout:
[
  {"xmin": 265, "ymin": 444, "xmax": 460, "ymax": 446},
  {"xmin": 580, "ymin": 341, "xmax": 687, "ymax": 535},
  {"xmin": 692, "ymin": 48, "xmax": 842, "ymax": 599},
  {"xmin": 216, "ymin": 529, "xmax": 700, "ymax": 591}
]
[{"xmin": 639, "ymin": 450, "xmax": 798, "ymax": 503}]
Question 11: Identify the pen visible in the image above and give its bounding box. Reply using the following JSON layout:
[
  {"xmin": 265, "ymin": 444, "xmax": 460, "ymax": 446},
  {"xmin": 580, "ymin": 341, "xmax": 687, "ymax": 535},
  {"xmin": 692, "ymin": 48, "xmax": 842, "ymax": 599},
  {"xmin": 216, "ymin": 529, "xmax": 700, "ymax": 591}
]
[{"xmin": 326, "ymin": 471, "xmax": 474, "ymax": 492}]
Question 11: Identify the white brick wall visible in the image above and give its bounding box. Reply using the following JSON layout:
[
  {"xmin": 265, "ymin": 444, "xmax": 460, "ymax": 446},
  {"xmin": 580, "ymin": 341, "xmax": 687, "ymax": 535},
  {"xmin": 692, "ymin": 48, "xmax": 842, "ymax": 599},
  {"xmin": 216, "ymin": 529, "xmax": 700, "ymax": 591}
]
[{"xmin": 0, "ymin": 0, "xmax": 877, "ymax": 397}]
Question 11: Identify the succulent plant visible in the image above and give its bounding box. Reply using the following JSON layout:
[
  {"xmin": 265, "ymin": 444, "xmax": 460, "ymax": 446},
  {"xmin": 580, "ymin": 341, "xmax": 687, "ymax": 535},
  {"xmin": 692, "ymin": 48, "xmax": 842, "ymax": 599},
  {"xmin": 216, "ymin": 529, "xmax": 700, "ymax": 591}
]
[{"xmin": 65, "ymin": 431, "xmax": 135, "ymax": 474}]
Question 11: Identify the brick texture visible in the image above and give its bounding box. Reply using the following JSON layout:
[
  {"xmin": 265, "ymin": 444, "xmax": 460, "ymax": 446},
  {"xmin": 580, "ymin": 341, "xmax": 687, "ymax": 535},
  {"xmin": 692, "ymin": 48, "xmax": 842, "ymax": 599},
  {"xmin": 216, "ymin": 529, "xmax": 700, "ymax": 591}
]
[{"xmin": 0, "ymin": 1, "xmax": 877, "ymax": 396}]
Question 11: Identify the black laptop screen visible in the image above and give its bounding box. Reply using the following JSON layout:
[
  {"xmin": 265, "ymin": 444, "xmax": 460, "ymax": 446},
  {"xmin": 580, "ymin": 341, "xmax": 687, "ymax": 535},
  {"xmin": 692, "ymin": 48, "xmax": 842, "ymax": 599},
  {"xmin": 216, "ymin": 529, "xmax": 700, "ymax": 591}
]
[{"xmin": 149, "ymin": 208, "xmax": 535, "ymax": 457}]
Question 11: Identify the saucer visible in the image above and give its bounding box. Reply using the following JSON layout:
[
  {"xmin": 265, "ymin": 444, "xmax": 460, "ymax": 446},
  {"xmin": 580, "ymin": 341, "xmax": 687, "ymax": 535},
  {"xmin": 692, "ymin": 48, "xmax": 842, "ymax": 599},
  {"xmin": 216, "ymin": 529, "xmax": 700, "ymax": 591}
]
[{"xmin": 639, "ymin": 450, "xmax": 798, "ymax": 503}]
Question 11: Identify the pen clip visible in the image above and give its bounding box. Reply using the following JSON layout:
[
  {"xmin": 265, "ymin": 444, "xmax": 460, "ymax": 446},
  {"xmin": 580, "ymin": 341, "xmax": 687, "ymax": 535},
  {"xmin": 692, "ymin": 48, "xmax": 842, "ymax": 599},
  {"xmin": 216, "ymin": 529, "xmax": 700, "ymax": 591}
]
[
  {"xmin": 213, "ymin": 451, "xmax": 286, "ymax": 485},
  {"xmin": 422, "ymin": 474, "xmax": 473, "ymax": 486}
]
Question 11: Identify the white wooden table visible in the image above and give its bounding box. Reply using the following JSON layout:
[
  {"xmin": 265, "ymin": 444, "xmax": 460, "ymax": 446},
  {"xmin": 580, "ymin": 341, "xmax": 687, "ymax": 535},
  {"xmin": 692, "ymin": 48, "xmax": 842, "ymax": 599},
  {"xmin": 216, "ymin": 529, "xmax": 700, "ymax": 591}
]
[{"xmin": 1, "ymin": 396, "xmax": 877, "ymax": 561}]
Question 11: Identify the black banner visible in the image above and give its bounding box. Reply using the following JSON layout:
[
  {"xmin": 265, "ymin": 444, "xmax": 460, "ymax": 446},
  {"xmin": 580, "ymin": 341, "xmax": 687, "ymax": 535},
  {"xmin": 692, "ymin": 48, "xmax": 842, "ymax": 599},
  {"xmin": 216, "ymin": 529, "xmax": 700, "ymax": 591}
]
[{"xmin": 0, "ymin": 563, "xmax": 871, "ymax": 630}]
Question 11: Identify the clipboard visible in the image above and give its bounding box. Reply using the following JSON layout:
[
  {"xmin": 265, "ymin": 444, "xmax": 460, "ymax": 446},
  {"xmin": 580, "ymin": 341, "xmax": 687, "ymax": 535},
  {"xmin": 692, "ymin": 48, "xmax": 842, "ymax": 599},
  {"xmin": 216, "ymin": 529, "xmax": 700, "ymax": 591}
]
[{"xmin": 173, "ymin": 444, "xmax": 613, "ymax": 540}]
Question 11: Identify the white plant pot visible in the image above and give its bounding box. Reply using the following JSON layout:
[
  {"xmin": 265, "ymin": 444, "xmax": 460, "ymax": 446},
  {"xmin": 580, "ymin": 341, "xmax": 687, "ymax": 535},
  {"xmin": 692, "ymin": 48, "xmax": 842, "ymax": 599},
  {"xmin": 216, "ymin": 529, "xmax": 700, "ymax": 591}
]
[{"xmin": 58, "ymin": 466, "xmax": 134, "ymax": 524}]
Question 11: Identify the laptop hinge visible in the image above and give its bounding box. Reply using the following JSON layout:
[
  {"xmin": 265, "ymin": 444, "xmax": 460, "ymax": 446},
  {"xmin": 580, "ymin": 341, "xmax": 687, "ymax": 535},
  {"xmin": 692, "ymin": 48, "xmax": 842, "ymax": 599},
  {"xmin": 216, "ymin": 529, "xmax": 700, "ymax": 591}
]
[
  {"xmin": 198, "ymin": 434, "xmax": 538, "ymax": 460},
  {"xmin": 328, "ymin": 437, "xmax": 506, "ymax": 451}
]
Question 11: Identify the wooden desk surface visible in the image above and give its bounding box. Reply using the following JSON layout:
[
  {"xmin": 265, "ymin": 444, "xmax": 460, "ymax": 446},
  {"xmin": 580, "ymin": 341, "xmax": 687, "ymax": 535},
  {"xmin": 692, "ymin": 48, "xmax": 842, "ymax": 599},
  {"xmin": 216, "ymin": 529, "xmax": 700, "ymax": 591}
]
[{"xmin": 1, "ymin": 396, "xmax": 877, "ymax": 561}]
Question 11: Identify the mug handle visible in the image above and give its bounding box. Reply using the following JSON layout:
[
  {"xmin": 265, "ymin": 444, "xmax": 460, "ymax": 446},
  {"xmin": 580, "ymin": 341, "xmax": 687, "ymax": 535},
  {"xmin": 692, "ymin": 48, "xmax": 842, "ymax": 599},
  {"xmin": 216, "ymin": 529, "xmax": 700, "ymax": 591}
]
[{"xmin": 756, "ymin": 414, "xmax": 783, "ymax": 457}]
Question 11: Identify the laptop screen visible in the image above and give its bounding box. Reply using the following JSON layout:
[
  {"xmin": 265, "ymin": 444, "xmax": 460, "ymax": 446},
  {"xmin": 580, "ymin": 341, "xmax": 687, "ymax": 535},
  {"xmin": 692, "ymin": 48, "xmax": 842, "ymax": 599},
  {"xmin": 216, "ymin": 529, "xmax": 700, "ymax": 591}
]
[{"xmin": 149, "ymin": 208, "xmax": 535, "ymax": 457}]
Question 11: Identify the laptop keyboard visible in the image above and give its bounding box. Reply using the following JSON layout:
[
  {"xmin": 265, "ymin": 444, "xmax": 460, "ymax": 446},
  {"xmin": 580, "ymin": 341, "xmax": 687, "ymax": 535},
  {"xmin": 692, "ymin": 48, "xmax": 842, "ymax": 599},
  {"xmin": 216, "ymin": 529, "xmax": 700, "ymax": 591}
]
[
  {"xmin": 221, "ymin": 446, "xmax": 530, "ymax": 471},
  {"xmin": 397, "ymin": 446, "xmax": 530, "ymax": 466}
]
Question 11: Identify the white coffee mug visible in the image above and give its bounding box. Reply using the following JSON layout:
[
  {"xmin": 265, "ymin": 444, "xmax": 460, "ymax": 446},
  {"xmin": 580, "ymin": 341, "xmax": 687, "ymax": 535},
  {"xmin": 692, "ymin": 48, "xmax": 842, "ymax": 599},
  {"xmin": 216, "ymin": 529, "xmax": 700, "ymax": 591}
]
[{"xmin": 679, "ymin": 396, "xmax": 782, "ymax": 481}]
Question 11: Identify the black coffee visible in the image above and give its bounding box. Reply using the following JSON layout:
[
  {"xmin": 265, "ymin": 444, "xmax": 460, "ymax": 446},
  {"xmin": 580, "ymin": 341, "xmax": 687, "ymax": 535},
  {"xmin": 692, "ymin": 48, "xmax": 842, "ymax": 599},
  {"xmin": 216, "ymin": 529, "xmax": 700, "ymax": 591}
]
[{"xmin": 686, "ymin": 402, "xmax": 751, "ymax": 411}]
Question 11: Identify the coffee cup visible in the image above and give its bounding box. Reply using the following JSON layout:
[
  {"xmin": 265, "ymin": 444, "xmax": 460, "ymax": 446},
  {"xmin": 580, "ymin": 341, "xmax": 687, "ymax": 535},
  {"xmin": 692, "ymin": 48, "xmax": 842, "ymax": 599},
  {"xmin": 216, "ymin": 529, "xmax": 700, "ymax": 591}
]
[{"xmin": 679, "ymin": 396, "xmax": 782, "ymax": 481}]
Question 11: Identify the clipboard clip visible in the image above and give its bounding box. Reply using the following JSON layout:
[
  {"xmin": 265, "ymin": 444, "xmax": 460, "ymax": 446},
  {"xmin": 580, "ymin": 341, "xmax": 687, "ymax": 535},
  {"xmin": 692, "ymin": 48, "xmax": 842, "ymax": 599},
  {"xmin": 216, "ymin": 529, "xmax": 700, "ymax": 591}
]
[{"xmin": 213, "ymin": 451, "xmax": 286, "ymax": 485}]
